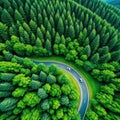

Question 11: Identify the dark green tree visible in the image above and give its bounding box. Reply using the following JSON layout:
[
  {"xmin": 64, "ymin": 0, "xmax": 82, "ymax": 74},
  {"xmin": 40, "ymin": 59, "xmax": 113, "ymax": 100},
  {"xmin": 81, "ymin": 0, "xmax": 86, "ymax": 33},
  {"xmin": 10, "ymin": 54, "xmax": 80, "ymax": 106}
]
[
  {"xmin": 14, "ymin": 10, "xmax": 23, "ymax": 23},
  {"xmin": 57, "ymin": 18, "xmax": 64, "ymax": 35},
  {"xmin": 90, "ymin": 53, "xmax": 99, "ymax": 64},
  {"xmin": 29, "ymin": 20, "xmax": 37, "ymax": 33},
  {"xmin": 91, "ymin": 35, "xmax": 100, "ymax": 54},
  {"xmin": 99, "ymin": 53, "xmax": 111, "ymax": 63},
  {"xmin": 0, "ymin": 22, "xmax": 8, "ymax": 41},
  {"xmin": 67, "ymin": 25, "xmax": 75, "ymax": 39},
  {"xmin": 111, "ymin": 50, "xmax": 120, "ymax": 61},
  {"xmin": 98, "ymin": 46, "xmax": 109, "ymax": 56},
  {"xmin": 45, "ymin": 39, "xmax": 52, "ymax": 54},
  {"xmin": 1, "ymin": 9, "xmax": 13, "ymax": 26}
]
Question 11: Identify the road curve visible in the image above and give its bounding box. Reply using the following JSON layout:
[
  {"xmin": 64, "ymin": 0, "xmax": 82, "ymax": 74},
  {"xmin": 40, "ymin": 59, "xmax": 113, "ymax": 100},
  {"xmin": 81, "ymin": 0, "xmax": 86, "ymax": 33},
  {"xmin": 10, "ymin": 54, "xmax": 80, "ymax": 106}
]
[{"xmin": 33, "ymin": 60, "xmax": 89, "ymax": 120}]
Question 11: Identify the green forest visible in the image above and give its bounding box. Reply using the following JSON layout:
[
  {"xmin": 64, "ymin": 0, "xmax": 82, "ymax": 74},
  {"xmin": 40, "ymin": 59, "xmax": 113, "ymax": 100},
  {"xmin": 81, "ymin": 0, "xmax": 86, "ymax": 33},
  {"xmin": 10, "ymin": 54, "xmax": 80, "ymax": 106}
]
[{"xmin": 0, "ymin": 0, "xmax": 120, "ymax": 119}]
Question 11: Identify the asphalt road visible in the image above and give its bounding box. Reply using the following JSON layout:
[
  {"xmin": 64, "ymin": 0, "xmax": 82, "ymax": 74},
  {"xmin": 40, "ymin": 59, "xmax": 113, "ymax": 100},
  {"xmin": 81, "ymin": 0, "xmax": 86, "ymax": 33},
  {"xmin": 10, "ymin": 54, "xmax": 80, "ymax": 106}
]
[{"xmin": 33, "ymin": 60, "xmax": 89, "ymax": 120}]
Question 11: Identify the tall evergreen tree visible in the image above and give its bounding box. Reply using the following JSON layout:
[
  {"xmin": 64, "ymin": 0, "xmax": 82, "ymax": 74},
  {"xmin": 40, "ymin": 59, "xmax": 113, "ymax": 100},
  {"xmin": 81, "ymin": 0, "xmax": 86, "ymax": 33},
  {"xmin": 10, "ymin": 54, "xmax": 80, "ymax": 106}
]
[
  {"xmin": 24, "ymin": 31, "xmax": 30, "ymax": 44},
  {"xmin": 45, "ymin": 31, "xmax": 51, "ymax": 41},
  {"xmin": 0, "ymin": 22, "xmax": 8, "ymax": 41},
  {"xmin": 89, "ymin": 29, "xmax": 96, "ymax": 41},
  {"xmin": 83, "ymin": 45, "xmax": 91, "ymax": 57},
  {"xmin": 57, "ymin": 18, "xmax": 64, "ymax": 35},
  {"xmin": 29, "ymin": 20, "xmax": 37, "ymax": 33},
  {"xmin": 23, "ymin": 22, "xmax": 31, "ymax": 35},
  {"xmin": 67, "ymin": 25, "xmax": 75, "ymax": 39},
  {"xmin": 100, "ymin": 33, "xmax": 110, "ymax": 46},
  {"xmin": 108, "ymin": 36, "xmax": 118, "ymax": 50},
  {"xmin": 75, "ymin": 23, "xmax": 80, "ymax": 37},
  {"xmin": 111, "ymin": 50, "xmax": 120, "ymax": 61},
  {"xmin": 98, "ymin": 46, "xmax": 109, "ymax": 56},
  {"xmin": 37, "ymin": 28, "xmax": 44, "ymax": 41},
  {"xmin": 14, "ymin": 9, "xmax": 23, "ymax": 23},
  {"xmin": 36, "ymin": 38, "xmax": 42, "ymax": 47},
  {"xmin": 99, "ymin": 53, "xmax": 111, "ymax": 63},
  {"xmin": 31, "ymin": 33, "xmax": 36, "ymax": 45},
  {"xmin": 45, "ymin": 39, "xmax": 52, "ymax": 53},
  {"xmin": 1, "ymin": 9, "xmax": 13, "ymax": 26},
  {"xmin": 91, "ymin": 35, "xmax": 100, "ymax": 54},
  {"xmin": 90, "ymin": 53, "xmax": 99, "ymax": 64},
  {"xmin": 49, "ymin": 15, "xmax": 54, "ymax": 28},
  {"xmin": 38, "ymin": 13, "xmax": 43, "ymax": 26}
]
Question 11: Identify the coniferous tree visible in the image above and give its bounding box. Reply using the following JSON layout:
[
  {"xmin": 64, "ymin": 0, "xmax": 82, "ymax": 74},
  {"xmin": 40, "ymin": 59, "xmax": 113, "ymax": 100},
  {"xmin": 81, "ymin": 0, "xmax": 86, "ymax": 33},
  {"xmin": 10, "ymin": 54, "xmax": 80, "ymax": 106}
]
[
  {"xmin": 49, "ymin": 15, "xmax": 54, "ymax": 28},
  {"xmin": 19, "ymin": 6, "xmax": 26, "ymax": 21},
  {"xmin": 111, "ymin": 50, "xmax": 120, "ymax": 61},
  {"xmin": 79, "ymin": 22, "xmax": 83, "ymax": 32},
  {"xmin": 29, "ymin": 20, "xmax": 37, "ymax": 33},
  {"xmin": 0, "ymin": 22, "xmax": 8, "ymax": 41},
  {"xmin": 84, "ymin": 13, "xmax": 89, "ymax": 27},
  {"xmin": 1, "ymin": 9, "xmax": 13, "ymax": 26},
  {"xmin": 100, "ymin": 33, "xmax": 110, "ymax": 46},
  {"xmin": 14, "ymin": 9, "xmax": 23, "ymax": 23},
  {"xmin": 24, "ymin": 3, "xmax": 30, "ymax": 19},
  {"xmin": 108, "ymin": 36, "xmax": 118, "ymax": 50},
  {"xmin": 91, "ymin": 35, "xmax": 100, "ymax": 54},
  {"xmin": 90, "ymin": 53, "xmax": 99, "ymax": 64},
  {"xmin": 31, "ymin": 33, "xmax": 36, "ymax": 45},
  {"xmin": 38, "ymin": 13, "xmax": 43, "ymax": 26},
  {"xmin": 24, "ymin": 31, "xmax": 30, "ymax": 44},
  {"xmin": 75, "ymin": 23, "xmax": 80, "ymax": 37},
  {"xmin": 99, "ymin": 53, "xmax": 111, "ymax": 63},
  {"xmin": 35, "ymin": 38, "xmax": 42, "ymax": 47},
  {"xmin": 57, "ymin": 17, "xmax": 64, "ymax": 35},
  {"xmin": 55, "ymin": 33, "xmax": 61, "ymax": 44},
  {"xmin": 19, "ymin": 26, "xmax": 24, "ymax": 37},
  {"xmin": 30, "ymin": 9, "xmax": 35, "ymax": 20},
  {"xmin": 37, "ymin": 28, "xmax": 44, "ymax": 41},
  {"xmin": 83, "ymin": 45, "xmax": 91, "ymax": 57},
  {"xmin": 23, "ymin": 22, "xmax": 31, "ymax": 35},
  {"xmin": 89, "ymin": 29, "xmax": 96, "ymax": 41},
  {"xmin": 45, "ymin": 31, "xmax": 51, "ymax": 41},
  {"xmin": 67, "ymin": 25, "xmax": 75, "ymax": 39},
  {"xmin": 98, "ymin": 46, "xmax": 109, "ymax": 56},
  {"xmin": 45, "ymin": 39, "xmax": 52, "ymax": 53}
]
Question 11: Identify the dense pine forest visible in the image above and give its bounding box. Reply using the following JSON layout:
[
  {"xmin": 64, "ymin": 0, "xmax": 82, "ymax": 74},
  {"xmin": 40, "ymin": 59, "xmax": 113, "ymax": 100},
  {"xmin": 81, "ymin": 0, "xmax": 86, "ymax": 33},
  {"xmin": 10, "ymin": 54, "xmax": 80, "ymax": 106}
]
[{"xmin": 0, "ymin": 0, "xmax": 120, "ymax": 119}]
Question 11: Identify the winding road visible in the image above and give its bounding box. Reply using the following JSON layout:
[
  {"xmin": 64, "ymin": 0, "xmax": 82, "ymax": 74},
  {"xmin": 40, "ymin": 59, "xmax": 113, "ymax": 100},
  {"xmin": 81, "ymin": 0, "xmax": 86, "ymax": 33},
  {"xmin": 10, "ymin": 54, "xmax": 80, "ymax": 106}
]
[{"xmin": 33, "ymin": 60, "xmax": 89, "ymax": 120}]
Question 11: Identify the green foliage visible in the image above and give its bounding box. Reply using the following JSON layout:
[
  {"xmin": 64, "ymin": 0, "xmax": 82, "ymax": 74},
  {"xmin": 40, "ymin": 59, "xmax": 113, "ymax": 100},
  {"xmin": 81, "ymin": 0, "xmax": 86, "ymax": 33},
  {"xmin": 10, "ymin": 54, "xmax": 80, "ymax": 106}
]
[
  {"xmin": 30, "ymin": 80, "xmax": 42, "ymax": 90},
  {"xmin": 12, "ymin": 88, "xmax": 26, "ymax": 97},
  {"xmin": 0, "ymin": 73, "xmax": 16, "ymax": 81},
  {"xmin": 13, "ymin": 74, "xmax": 31, "ymax": 88},
  {"xmin": 0, "ymin": 98, "xmax": 18, "ymax": 112},
  {"xmin": 60, "ymin": 96, "xmax": 69, "ymax": 106},
  {"xmin": 0, "ymin": 82, "xmax": 14, "ymax": 91},
  {"xmin": 47, "ymin": 74, "xmax": 56, "ymax": 84},
  {"xmin": 13, "ymin": 43, "xmax": 26, "ymax": 56},
  {"xmin": 50, "ymin": 84, "xmax": 61, "ymax": 97},
  {"xmin": 0, "ymin": 22, "xmax": 8, "ymax": 41},
  {"xmin": 57, "ymin": 18, "xmax": 64, "ymax": 35},
  {"xmin": 14, "ymin": 10, "xmax": 23, "ymax": 23},
  {"xmin": 1, "ymin": 9, "xmax": 12, "ymax": 26},
  {"xmin": 41, "ymin": 99, "xmax": 50, "ymax": 110},
  {"xmin": 39, "ymin": 71, "xmax": 47, "ymax": 82},
  {"xmin": 0, "ymin": 0, "xmax": 120, "ymax": 119},
  {"xmin": 37, "ymin": 88, "xmax": 48, "ymax": 99},
  {"xmin": 23, "ymin": 92, "xmax": 40, "ymax": 107},
  {"xmin": 0, "ymin": 91, "xmax": 11, "ymax": 98},
  {"xmin": 0, "ymin": 61, "xmax": 21, "ymax": 73},
  {"xmin": 85, "ymin": 110, "xmax": 98, "ymax": 120}
]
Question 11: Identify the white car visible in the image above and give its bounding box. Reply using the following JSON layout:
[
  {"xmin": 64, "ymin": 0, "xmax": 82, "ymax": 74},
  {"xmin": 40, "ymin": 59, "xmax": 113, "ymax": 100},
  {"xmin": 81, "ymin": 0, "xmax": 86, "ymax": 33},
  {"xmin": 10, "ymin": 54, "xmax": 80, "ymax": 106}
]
[
  {"xmin": 66, "ymin": 67, "xmax": 71, "ymax": 71},
  {"xmin": 79, "ymin": 78, "xmax": 83, "ymax": 83}
]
